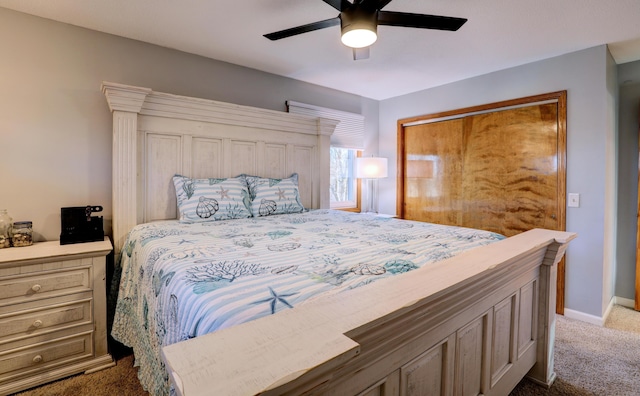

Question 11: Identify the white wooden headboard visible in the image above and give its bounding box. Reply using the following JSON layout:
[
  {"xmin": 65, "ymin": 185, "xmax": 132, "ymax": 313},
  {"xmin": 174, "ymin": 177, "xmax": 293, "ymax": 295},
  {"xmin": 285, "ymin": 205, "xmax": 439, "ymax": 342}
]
[{"xmin": 101, "ymin": 82, "xmax": 338, "ymax": 253}]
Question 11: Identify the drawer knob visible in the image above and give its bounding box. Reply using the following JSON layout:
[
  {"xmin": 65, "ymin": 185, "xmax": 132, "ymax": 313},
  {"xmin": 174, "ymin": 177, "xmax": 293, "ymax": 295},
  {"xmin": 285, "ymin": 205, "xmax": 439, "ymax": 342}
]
[
  {"xmin": 33, "ymin": 319, "xmax": 43, "ymax": 328},
  {"xmin": 32, "ymin": 355, "xmax": 43, "ymax": 363},
  {"xmin": 31, "ymin": 284, "xmax": 42, "ymax": 292}
]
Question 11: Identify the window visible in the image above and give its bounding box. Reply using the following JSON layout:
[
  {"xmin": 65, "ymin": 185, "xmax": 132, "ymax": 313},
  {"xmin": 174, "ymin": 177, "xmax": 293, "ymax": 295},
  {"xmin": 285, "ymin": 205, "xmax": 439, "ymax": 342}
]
[
  {"xmin": 286, "ymin": 100, "xmax": 365, "ymax": 212},
  {"xmin": 330, "ymin": 148, "xmax": 361, "ymax": 211}
]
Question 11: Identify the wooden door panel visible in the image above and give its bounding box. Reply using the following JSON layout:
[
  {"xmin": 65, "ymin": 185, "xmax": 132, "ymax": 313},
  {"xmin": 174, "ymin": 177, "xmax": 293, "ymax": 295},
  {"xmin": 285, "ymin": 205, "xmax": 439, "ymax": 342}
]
[
  {"xmin": 403, "ymin": 103, "xmax": 558, "ymax": 238},
  {"xmin": 460, "ymin": 114, "xmax": 507, "ymax": 234},
  {"xmin": 502, "ymin": 104, "xmax": 558, "ymax": 235},
  {"xmin": 404, "ymin": 119, "xmax": 463, "ymax": 226},
  {"xmin": 462, "ymin": 104, "xmax": 559, "ymax": 236}
]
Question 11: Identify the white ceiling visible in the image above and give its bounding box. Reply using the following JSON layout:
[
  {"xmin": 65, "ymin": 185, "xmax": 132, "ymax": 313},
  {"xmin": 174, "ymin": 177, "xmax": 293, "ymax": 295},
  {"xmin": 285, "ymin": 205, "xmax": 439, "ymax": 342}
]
[{"xmin": 2, "ymin": 0, "xmax": 640, "ymax": 100}]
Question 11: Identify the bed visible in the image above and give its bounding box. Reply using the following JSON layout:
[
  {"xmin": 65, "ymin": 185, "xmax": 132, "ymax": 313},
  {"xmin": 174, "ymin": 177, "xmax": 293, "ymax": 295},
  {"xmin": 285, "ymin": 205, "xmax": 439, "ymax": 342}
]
[{"xmin": 102, "ymin": 82, "xmax": 576, "ymax": 396}]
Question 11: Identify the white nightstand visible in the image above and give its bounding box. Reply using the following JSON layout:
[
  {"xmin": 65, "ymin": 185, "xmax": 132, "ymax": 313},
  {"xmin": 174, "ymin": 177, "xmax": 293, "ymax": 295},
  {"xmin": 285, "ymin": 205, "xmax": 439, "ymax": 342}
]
[{"xmin": 0, "ymin": 238, "xmax": 115, "ymax": 394}]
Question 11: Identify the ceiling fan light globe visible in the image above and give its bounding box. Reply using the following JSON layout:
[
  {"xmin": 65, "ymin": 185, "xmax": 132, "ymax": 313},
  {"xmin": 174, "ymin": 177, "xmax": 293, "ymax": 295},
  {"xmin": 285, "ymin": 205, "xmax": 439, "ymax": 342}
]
[{"xmin": 341, "ymin": 29, "xmax": 377, "ymax": 48}]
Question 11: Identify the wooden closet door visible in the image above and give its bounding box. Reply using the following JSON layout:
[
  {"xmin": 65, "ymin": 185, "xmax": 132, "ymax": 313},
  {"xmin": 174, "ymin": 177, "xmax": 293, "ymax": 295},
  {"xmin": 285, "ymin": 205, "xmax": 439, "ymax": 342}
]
[
  {"xmin": 399, "ymin": 92, "xmax": 566, "ymax": 314},
  {"xmin": 403, "ymin": 103, "xmax": 559, "ymax": 237},
  {"xmin": 404, "ymin": 118, "xmax": 464, "ymax": 225}
]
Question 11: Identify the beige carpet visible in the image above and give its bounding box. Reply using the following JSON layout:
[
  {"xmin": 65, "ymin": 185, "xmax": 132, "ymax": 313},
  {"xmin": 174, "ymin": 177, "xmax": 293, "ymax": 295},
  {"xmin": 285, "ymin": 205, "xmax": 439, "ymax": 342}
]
[
  {"xmin": 510, "ymin": 304, "xmax": 640, "ymax": 396},
  {"xmin": 12, "ymin": 305, "xmax": 640, "ymax": 396}
]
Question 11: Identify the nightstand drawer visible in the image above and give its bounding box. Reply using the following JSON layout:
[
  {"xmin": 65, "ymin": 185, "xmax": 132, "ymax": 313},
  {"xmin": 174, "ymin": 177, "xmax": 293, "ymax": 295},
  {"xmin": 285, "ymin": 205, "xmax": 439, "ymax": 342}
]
[
  {"xmin": 0, "ymin": 300, "xmax": 92, "ymax": 344},
  {"xmin": 0, "ymin": 239, "xmax": 113, "ymax": 394},
  {"xmin": 0, "ymin": 268, "xmax": 91, "ymax": 306},
  {"xmin": 0, "ymin": 332, "xmax": 93, "ymax": 377}
]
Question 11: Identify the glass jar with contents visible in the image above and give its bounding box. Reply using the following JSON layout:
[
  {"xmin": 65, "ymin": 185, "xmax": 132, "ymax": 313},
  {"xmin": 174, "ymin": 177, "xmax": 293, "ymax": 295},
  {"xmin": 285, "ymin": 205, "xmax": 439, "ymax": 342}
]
[
  {"xmin": 0, "ymin": 210, "xmax": 11, "ymax": 248},
  {"xmin": 11, "ymin": 221, "xmax": 33, "ymax": 247}
]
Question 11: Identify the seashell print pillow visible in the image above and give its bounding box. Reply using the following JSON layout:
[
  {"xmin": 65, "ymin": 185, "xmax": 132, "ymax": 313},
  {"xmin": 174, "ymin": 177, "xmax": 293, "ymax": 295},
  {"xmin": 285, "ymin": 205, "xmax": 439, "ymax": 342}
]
[
  {"xmin": 172, "ymin": 175, "xmax": 252, "ymax": 223},
  {"xmin": 243, "ymin": 173, "xmax": 306, "ymax": 217}
]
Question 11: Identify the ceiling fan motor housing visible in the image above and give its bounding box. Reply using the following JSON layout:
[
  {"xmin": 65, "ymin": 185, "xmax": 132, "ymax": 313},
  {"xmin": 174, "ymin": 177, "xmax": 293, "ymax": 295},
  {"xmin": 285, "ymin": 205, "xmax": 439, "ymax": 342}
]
[{"xmin": 340, "ymin": 7, "xmax": 378, "ymax": 48}]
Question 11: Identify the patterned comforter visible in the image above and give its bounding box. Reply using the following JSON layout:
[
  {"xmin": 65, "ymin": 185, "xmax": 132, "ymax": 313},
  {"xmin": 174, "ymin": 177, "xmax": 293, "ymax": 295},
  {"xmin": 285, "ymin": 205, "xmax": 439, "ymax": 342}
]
[{"xmin": 111, "ymin": 210, "xmax": 504, "ymax": 395}]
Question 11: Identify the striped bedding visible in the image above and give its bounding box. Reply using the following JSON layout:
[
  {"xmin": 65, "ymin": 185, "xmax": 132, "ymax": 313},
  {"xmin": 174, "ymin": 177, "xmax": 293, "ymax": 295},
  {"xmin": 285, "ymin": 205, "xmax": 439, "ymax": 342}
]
[{"xmin": 111, "ymin": 210, "xmax": 504, "ymax": 395}]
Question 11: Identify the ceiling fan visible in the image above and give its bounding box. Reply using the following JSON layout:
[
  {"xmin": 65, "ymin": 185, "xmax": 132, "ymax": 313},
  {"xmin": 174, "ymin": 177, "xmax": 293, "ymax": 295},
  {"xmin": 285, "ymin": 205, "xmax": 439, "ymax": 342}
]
[{"xmin": 264, "ymin": 0, "xmax": 467, "ymax": 60}]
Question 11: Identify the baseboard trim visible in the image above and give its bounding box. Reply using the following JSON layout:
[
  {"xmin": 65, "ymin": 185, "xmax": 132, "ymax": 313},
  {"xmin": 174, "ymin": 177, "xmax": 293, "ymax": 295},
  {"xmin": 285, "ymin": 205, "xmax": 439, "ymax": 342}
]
[
  {"xmin": 603, "ymin": 298, "xmax": 615, "ymax": 323},
  {"xmin": 614, "ymin": 296, "xmax": 635, "ymax": 309},
  {"xmin": 564, "ymin": 298, "xmax": 635, "ymax": 326},
  {"xmin": 563, "ymin": 308, "xmax": 605, "ymax": 326}
]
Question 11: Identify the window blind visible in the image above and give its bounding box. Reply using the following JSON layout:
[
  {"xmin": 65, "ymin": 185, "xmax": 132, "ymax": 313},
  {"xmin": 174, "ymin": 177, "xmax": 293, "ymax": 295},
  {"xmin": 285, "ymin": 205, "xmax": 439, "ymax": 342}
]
[{"xmin": 287, "ymin": 100, "xmax": 364, "ymax": 150}]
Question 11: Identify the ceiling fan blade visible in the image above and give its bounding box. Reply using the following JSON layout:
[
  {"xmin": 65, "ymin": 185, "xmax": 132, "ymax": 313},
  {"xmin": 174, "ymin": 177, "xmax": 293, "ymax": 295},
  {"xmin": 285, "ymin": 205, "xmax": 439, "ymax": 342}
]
[
  {"xmin": 375, "ymin": 0, "xmax": 394, "ymax": 9},
  {"xmin": 264, "ymin": 17, "xmax": 341, "ymax": 41},
  {"xmin": 353, "ymin": 47, "xmax": 370, "ymax": 60},
  {"xmin": 322, "ymin": 0, "xmax": 352, "ymax": 11},
  {"xmin": 378, "ymin": 11, "xmax": 467, "ymax": 31},
  {"xmin": 357, "ymin": 0, "xmax": 394, "ymax": 10}
]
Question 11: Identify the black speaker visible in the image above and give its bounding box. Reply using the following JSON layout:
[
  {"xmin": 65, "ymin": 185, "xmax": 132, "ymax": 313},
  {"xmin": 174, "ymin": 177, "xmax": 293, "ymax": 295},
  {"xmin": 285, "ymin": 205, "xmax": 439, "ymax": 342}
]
[{"xmin": 60, "ymin": 206, "xmax": 104, "ymax": 245}]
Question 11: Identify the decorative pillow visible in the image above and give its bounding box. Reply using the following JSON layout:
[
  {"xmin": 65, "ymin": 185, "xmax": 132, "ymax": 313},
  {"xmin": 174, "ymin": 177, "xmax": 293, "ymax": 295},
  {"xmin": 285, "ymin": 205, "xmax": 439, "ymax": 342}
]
[
  {"xmin": 172, "ymin": 175, "xmax": 252, "ymax": 223},
  {"xmin": 237, "ymin": 174, "xmax": 260, "ymax": 201},
  {"xmin": 243, "ymin": 173, "xmax": 306, "ymax": 217}
]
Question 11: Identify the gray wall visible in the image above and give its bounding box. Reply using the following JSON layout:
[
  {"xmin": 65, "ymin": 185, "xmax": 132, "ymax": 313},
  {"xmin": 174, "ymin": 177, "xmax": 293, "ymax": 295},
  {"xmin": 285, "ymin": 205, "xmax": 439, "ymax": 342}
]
[
  {"xmin": 0, "ymin": 8, "xmax": 378, "ymax": 241},
  {"xmin": 379, "ymin": 46, "xmax": 613, "ymax": 318},
  {"xmin": 616, "ymin": 60, "xmax": 640, "ymax": 301}
]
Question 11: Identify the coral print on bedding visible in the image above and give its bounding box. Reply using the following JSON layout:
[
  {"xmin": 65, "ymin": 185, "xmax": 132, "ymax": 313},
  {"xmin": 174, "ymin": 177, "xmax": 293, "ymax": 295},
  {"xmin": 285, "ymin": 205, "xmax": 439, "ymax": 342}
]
[
  {"xmin": 172, "ymin": 175, "xmax": 252, "ymax": 222},
  {"xmin": 111, "ymin": 210, "xmax": 504, "ymax": 395}
]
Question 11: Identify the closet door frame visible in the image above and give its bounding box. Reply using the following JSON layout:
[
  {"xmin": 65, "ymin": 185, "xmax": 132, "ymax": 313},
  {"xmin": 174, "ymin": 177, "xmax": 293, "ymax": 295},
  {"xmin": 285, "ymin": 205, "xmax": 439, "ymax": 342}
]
[{"xmin": 396, "ymin": 91, "xmax": 567, "ymax": 314}]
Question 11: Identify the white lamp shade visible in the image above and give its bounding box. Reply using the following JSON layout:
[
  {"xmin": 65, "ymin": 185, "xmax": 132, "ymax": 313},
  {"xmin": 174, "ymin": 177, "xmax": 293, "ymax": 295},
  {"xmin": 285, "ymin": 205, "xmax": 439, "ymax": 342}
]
[
  {"xmin": 356, "ymin": 157, "xmax": 388, "ymax": 179},
  {"xmin": 341, "ymin": 29, "xmax": 377, "ymax": 48}
]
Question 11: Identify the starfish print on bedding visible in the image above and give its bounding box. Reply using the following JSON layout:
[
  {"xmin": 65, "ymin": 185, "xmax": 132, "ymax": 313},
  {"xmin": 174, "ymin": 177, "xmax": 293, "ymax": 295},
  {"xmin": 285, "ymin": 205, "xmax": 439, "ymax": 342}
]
[
  {"xmin": 275, "ymin": 187, "xmax": 286, "ymax": 200},
  {"xmin": 251, "ymin": 286, "xmax": 298, "ymax": 314},
  {"xmin": 218, "ymin": 186, "xmax": 229, "ymax": 199}
]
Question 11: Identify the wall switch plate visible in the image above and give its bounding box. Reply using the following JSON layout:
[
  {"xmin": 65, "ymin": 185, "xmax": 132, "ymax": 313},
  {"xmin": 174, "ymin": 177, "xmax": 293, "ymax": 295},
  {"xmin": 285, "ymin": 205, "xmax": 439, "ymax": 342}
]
[{"xmin": 568, "ymin": 193, "xmax": 580, "ymax": 208}]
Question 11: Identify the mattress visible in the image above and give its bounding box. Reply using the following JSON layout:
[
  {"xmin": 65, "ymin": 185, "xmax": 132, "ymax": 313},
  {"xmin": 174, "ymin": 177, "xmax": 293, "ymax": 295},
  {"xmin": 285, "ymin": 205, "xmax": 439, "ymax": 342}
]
[{"xmin": 110, "ymin": 210, "xmax": 504, "ymax": 395}]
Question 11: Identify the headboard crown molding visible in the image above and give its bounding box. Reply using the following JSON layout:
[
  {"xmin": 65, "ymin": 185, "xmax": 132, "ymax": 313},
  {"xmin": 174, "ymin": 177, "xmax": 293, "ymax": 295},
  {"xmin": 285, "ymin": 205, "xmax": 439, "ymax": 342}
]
[
  {"xmin": 317, "ymin": 118, "xmax": 340, "ymax": 136},
  {"xmin": 101, "ymin": 81, "xmax": 152, "ymax": 113},
  {"xmin": 101, "ymin": 82, "xmax": 339, "ymax": 135}
]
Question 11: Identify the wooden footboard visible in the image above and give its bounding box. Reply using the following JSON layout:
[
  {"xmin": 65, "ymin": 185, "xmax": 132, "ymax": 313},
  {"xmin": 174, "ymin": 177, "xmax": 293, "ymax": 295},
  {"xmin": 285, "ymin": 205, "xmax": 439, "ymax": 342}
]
[{"xmin": 162, "ymin": 229, "xmax": 575, "ymax": 396}]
